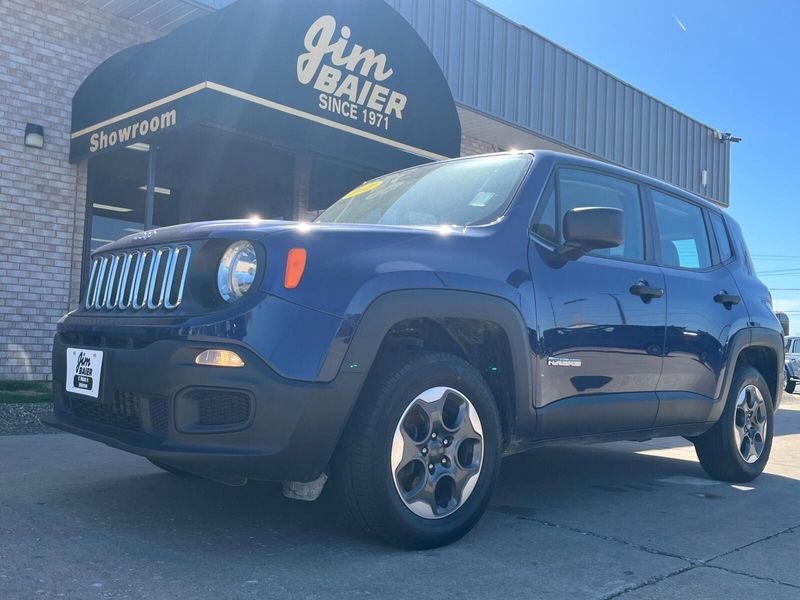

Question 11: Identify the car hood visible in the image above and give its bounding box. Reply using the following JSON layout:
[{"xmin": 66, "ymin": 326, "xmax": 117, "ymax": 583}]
[
  {"xmin": 95, "ymin": 219, "xmax": 470, "ymax": 253},
  {"xmin": 95, "ymin": 220, "xmax": 299, "ymax": 252}
]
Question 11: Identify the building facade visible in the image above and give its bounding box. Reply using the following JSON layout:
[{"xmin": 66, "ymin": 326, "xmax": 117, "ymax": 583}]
[{"xmin": 0, "ymin": 0, "xmax": 733, "ymax": 380}]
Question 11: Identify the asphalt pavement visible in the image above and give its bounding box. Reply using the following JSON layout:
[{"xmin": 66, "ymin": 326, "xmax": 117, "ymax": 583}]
[{"xmin": 1, "ymin": 395, "xmax": 798, "ymax": 599}]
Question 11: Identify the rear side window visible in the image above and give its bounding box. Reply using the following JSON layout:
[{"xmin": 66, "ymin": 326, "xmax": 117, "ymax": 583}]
[
  {"xmin": 531, "ymin": 168, "xmax": 645, "ymax": 261},
  {"xmin": 651, "ymin": 189, "xmax": 712, "ymax": 269},
  {"xmin": 709, "ymin": 211, "xmax": 733, "ymax": 262}
]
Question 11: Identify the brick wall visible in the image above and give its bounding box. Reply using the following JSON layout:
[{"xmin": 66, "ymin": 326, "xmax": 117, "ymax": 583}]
[
  {"xmin": 460, "ymin": 133, "xmax": 504, "ymax": 156},
  {"xmin": 0, "ymin": 0, "xmax": 157, "ymax": 380},
  {"xmin": 0, "ymin": 1, "xmax": 505, "ymax": 381}
]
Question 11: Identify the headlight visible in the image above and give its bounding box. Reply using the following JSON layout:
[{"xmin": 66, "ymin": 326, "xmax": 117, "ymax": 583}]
[{"xmin": 217, "ymin": 241, "xmax": 258, "ymax": 302}]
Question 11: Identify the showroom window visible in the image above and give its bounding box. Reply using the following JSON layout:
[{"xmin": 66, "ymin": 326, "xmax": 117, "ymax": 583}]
[{"xmin": 308, "ymin": 158, "xmax": 380, "ymax": 213}]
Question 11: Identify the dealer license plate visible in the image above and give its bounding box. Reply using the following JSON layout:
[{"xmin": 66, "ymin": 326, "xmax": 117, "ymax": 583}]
[{"xmin": 65, "ymin": 348, "xmax": 104, "ymax": 398}]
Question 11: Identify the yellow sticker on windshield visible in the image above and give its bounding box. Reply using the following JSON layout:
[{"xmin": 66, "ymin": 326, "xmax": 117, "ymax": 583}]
[{"xmin": 342, "ymin": 180, "xmax": 382, "ymax": 199}]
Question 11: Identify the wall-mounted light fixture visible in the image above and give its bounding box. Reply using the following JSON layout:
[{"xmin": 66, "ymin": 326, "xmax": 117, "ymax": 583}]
[
  {"xmin": 721, "ymin": 132, "xmax": 742, "ymax": 143},
  {"xmin": 24, "ymin": 123, "xmax": 44, "ymax": 149},
  {"xmin": 714, "ymin": 130, "xmax": 742, "ymax": 144},
  {"xmin": 137, "ymin": 185, "xmax": 171, "ymax": 195}
]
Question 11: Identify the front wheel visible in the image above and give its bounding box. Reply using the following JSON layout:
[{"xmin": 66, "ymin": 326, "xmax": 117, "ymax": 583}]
[
  {"xmin": 333, "ymin": 352, "xmax": 502, "ymax": 549},
  {"xmin": 694, "ymin": 366, "xmax": 774, "ymax": 482}
]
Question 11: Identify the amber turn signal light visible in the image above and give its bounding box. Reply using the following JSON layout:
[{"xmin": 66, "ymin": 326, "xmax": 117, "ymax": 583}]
[
  {"xmin": 195, "ymin": 349, "xmax": 245, "ymax": 368},
  {"xmin": 285, "ymin": 248, "xmax": 307, "ymax": 289}
]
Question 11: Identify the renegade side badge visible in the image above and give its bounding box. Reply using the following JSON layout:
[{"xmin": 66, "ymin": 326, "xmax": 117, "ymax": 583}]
[{"xmin": 547, "ymin": 357, "xmax": 582, "ymax": 368}]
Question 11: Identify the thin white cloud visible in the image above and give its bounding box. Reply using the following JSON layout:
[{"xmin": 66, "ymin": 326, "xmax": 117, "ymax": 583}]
[{"xmin": 673, "ymin": 15, "xmax": 687, "ymax": 32}]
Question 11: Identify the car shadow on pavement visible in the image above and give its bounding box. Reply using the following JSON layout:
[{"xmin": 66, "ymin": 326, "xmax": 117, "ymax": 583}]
[
  {"xmin": 37, "ymin": 401, "xmax": 800, "ymax": 555},
  {"xmin": 13, "ymin": 407, "xmax": 799, "ymax": 599}
]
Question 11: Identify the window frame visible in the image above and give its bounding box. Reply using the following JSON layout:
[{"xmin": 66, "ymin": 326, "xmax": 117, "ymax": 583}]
[
  {"xmin": 706, "ymin": 208, "xmax": 736, "ymax": 266},
  {"xmin": 529, "ymin": 164, "xmax": 654, "ymax": 266},
  {"xmin": 645, "ymin": 185, "xmax": 720, "ymax": 273}
]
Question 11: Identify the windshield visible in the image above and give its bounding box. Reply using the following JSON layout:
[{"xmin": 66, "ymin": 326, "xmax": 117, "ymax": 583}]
[{"xmin": 315, "ymin": 154, "xmax": 531, "ymax": 226}]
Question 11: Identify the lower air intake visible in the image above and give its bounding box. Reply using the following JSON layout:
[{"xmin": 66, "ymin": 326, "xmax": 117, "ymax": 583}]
[{"xmin": 175, "ymin": 388, "xmax": 252, "ymax": 433}]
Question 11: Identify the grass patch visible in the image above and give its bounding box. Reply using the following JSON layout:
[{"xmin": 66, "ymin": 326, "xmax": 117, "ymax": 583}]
[{"xmin": 0, "ymin": 380, "xmax": 53, "ymax": 404}]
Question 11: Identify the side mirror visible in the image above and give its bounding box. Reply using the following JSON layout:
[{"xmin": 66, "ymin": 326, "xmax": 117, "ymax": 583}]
[
  {"xmin": 776, "ymin": 312, "xmax": 790, "ymax": 337},
  {"xmin": 559, "ymin": 207, "xmax": 624, "ymax": 259}
]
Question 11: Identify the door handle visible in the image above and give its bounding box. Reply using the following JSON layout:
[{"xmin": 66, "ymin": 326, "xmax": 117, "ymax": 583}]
[
  {"xmin": 714, "ymin": 292, "xmax": 741, "ymax": 309},
  {"xmin": 630, "ymin": 281, "xmax": 664, "ymax": 303}
]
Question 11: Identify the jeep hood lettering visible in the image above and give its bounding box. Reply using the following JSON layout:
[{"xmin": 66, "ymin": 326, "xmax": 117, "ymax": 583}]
[{"xmin": 96, "ymin": 220, "xmax": 298, "ymax": 252}]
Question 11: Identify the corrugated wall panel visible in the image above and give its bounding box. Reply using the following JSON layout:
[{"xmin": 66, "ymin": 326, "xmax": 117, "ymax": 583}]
[{"xmin": 386, "ymin": 0, "xmax": 729, "ymax": 204}]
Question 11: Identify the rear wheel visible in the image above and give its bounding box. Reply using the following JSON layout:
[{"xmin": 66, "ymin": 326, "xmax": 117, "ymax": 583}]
[
  {"xmin": 694, "ymin": 366, "xmax": 773, "ymax": 482},
  {"xmin": 333, "ymin": 352, "xmax": 502, "ymax": 549}
]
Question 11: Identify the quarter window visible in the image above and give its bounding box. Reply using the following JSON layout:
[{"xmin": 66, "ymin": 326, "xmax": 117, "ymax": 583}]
[
  {"xmin": 651, "ymin": 189, "xmax": 712, "ymax": 269},
  {"xmin": 531, "ymin": 168, "xmax": 645, "ymax": 261},
  {"xmin": 709, "ymin": 211, "xmax": 733, "ymax": 263}
]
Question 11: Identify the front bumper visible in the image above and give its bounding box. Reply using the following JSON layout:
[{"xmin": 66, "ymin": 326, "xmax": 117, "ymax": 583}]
[{"xmin": 44, "ymin": 331, "xmax": 363, "ymax": 483}]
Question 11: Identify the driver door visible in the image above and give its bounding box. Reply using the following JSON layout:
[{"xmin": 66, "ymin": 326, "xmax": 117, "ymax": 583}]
[{"xmin": 528, "ymin": 167, "xmax": 666, "ymax": 438}]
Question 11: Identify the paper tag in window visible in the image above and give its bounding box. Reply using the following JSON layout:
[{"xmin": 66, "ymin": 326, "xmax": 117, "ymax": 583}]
[
  {"xmin": 342, "ymin": 180, "xmax": 382, "ymax": 199},
  {"xmin": 469, "ymin": 192, "xmax": 495, "ymax": 207}
]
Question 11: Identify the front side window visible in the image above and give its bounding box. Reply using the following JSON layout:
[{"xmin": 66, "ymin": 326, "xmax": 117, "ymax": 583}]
[
  {"xmin": 531, "ymin": 168, "xmax": 645, "ymax": 261},
  {"xmin": 315, "ymin": 154, "xmax": 531, "ymax": 227},
  {"xmin": 651, "ymin": 189, "xmax": 712, "ymax": 269}
]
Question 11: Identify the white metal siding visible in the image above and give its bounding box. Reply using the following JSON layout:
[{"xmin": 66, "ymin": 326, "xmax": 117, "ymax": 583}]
[
  {"xmin": 386, "ymin": 0, "xmax": 730, "ymax": 204},
  {"xmin": 89, "ymin": 0, "xmax": 731, "ymax": 204}
]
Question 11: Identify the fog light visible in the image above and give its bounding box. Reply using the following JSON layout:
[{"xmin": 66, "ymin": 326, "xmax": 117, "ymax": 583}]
[{"xmin": 195, "ymin": 349, "xmax": 245, "ymax": 368}]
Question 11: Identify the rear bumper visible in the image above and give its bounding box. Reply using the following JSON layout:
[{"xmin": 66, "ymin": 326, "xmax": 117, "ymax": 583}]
[{"xmin": 46, "ymin": 332, "xmax": 363, "ymax": 482}]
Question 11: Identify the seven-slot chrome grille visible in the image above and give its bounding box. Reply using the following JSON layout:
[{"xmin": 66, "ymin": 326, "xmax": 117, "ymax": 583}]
[{"xmin": 84, "ymin": 245, "xmax": 191, "ymax": 311}]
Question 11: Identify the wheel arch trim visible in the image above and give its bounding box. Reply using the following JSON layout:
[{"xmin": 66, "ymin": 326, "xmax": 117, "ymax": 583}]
[
  {"xmin": 333, "ymin": 289, "xmax": 536, "ymax": 437},
  {"xmin": 712, "ymin": 326, "xmax": 784, "ymax": 421}
]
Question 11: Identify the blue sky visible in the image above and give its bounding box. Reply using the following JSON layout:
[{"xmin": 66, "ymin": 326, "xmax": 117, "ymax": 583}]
[{"xmin": 482, "ymin": 0, "xmax": 800, "ymax": 332}]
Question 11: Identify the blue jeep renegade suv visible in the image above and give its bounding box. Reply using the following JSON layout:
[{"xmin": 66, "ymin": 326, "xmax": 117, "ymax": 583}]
[{"xmin": 44, "ymin": 151, "xmax": 784, "ymax": 548}]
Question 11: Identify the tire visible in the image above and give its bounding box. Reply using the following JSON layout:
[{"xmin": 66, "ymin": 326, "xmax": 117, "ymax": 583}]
[
  {"xmin": 147, "ymin": 458, "xmax": 196, "ymax": 477},
  {"xmin": 333, "ymin": 351, "xmax": 502, "ymax": 549},
  {"xmin": 693, "ymin": 365, "xmax": 774, "ymax": 482},
  {"xmin": 785, "ymin": 371, "xmax": 796, "ymax": 394}
]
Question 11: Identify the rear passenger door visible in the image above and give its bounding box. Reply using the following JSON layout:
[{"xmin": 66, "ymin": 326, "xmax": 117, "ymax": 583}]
[
  {"xmin": 529, "ymin": 167, "xmax": 666, "ymax": 438},
  {"xmin": 649, "ymin": 189, "xmax": 750, "ymax": 426}
]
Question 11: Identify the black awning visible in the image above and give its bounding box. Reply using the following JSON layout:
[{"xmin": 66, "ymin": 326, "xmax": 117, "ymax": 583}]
[{"xmin": 70, "ymin": 0, "xmax": 461, "ymax": 171}]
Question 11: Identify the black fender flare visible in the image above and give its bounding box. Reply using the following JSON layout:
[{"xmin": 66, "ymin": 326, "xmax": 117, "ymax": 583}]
[
  {"xmin": 334, "ymin": 289, "xmax": 536, "ymax": 437},
  {"xmin": 710, "ymin": 326, "xmax": 784, "ymax": 421}
]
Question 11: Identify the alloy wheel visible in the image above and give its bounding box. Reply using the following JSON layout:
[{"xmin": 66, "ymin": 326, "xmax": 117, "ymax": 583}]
[
  {"xmin": 390, "ymin": 386, "xmax": 484, "ymax": 519},
  {"xmin": 733, "ymin": 384, "xmax": 768, "ymax": 464}
]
